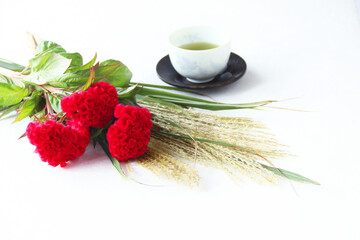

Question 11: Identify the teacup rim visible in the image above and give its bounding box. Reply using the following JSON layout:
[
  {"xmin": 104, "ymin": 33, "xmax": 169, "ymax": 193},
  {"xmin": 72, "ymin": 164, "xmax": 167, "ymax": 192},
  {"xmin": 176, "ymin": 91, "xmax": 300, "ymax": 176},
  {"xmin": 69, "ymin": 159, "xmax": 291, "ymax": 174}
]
[{"xmin": 168, "ymin": 25, "xmax": 232, "ymax": 52}]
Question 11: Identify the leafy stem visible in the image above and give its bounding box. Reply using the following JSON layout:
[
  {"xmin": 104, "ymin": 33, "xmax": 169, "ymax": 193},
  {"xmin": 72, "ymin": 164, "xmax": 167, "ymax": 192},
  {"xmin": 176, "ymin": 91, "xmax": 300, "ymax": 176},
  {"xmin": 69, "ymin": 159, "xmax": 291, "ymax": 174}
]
[
  {"xmin": 39, "ymin": 84, "xmax": 59, "ymax": 93},
  {"xmin": 43, "ymin": 91, "xmax": 54, "ymax": 116}
]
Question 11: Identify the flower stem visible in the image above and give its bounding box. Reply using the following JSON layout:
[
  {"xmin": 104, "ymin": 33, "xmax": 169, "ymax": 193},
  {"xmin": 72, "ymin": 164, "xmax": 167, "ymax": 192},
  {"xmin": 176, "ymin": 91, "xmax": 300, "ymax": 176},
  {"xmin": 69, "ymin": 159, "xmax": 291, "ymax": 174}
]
[{"xmin": 43, "ymin": 91, "xmax": 54, "ymax": 116}]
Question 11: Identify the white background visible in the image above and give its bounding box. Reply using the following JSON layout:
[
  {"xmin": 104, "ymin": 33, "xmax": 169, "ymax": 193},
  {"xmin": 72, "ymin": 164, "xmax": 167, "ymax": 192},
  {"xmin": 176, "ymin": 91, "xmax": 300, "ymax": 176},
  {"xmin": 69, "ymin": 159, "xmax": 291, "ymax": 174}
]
[{"xmin": 1, "ymin": 0, "xmax": 360, "ymax": 239}]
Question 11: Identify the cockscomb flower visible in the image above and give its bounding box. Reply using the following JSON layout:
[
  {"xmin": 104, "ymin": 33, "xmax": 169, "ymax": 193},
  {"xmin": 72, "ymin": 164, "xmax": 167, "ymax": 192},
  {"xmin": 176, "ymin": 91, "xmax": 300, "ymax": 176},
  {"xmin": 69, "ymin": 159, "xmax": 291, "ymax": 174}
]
[
  {"xmin": 26, "ymin": 119, "xmax": 90, "ymax": 167},
  {"xmin": 61, "ymin": 81, "xmax": 119, "ymax": 128},
  {"xmin": 107, "ymin": 104, "xmax": 152, "ymax": 162}
]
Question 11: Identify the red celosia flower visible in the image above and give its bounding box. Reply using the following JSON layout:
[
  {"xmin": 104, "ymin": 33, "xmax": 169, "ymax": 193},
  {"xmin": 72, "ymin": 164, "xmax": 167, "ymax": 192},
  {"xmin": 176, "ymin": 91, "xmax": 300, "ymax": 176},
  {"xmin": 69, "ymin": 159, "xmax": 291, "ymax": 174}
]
[
  {"xmin": 26, "ymin": 120, "xmax": 90, "ymax": 167},
  {"xmin": 61, "ymin": 81, "xmax": 119, "ymax": 128},
  {"xmin": 107, "ymin": 104, "xmax": 152, "ymax": 161}
]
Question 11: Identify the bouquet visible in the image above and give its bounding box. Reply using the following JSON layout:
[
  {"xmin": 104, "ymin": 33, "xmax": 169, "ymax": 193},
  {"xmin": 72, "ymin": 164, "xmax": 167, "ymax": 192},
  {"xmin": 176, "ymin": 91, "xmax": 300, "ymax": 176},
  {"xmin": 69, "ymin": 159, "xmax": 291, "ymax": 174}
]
[{"xmin": 0, "ymin": 36, "xmax": 318, "ymax": 186}]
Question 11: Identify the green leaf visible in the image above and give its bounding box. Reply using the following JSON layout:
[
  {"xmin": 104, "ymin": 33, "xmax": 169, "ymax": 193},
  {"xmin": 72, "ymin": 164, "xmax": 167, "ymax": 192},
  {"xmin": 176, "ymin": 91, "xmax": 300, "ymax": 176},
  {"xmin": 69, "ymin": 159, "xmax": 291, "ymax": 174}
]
[
  {"xmin": 24, "ymin": 53, "xmax": 72, "ymax": 85},
  {"xmin": 116, "ymin": 85, "xmax": 139, "ymax": 99},
  {"xmin": 261, "ymin": 164, "xmax": 320, "ymax": 185},
  {"xmin": 36, "ymin": 41, "xmax": 66, "ymax": 55},
  {"xmin": 60, "ymin": 52, "xmax": 83, "ymax": 67},
  {"xmin": 49, "ymin": 60, "xmax": 131, "ymax": 88},
  {"xmin": 0, "ymin": 58, "xmax": 25, "ymax": 72},
  {"xmin": 0, "ymin": 105, "xmax": 8, "ymax": 112},
  {"xmin": 99, "ymin": 59, "xmax": 132, "ymax": 87},
  {"xmin": 47, "ymin": 90, "xmax": 69, "ymax": 113},
  {"xmin": 0, "ymin": 75, "xmax": 30, "ymax": 106},
  {"xmin": 76, "ymin": 66, "xmax": 95, "ymax": 92},
  {"xmin": 36, "ymin": 41, "xmax": 83, "ymax": 68},
  {"xmin": 13, "ymin": 91, "xmax": 42, "ymax": 122},
  {"xmin": 48, "ymin": 93, "xmax": 62, "ymax": 113},
  {"xmin": 50, "ymin": 70, "xmax": 104, "ymax": 88},
  {"xmin": 66, "ymin": 53, "xmax": 97, "ymax": 73},
  {"xmin": 49, "ymin": 70, "xmax": 90, "ymax": 87}
]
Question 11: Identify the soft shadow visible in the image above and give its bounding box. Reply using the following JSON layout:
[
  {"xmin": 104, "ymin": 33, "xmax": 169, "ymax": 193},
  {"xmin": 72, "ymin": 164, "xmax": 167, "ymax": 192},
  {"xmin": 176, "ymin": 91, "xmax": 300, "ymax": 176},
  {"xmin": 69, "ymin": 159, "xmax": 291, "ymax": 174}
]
[
  {"xmin": 197, "ymin": 70, "xmax": 263, "ymax": 95},
  {"xmin": 66, "ymin": 144, "xmax": 107, "ymax": 168}
]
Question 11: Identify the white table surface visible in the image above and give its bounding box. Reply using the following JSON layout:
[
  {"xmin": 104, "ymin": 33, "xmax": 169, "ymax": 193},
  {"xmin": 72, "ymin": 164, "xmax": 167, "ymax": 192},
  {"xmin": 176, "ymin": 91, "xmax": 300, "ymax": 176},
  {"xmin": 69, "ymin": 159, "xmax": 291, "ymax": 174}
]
[{"xmin": 1, "ymin": 0, "xmax": 360, "ymax": 239}]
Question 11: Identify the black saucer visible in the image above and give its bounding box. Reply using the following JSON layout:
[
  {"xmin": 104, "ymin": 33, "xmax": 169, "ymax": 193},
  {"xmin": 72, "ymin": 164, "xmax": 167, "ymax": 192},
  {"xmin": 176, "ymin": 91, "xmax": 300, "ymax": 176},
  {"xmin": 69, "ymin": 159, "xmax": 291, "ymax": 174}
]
[{"xmin": 156, "ymin": 52, "xmax": 246, "ymax": 89}]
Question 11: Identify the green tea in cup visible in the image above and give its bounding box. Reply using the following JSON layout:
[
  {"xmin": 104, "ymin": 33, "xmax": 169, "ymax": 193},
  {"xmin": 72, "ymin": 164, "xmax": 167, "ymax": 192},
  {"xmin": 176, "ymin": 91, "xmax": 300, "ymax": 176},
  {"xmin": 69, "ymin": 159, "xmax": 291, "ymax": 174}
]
[
  {"xmin": 180, "ymin": 42, "xmax": 219, "ymax": 50},
  {"xmin": 169, "ymin": 25, "xmax": 231, "ymax": 83}
]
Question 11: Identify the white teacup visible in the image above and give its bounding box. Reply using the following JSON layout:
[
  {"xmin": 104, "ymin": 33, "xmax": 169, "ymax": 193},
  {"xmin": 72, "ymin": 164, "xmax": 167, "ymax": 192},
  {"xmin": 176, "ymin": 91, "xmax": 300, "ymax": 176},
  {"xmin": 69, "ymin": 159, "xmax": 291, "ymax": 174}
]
[{"xmin": 168, "ymin": 26, "xmax": 231, "ymax": 83}]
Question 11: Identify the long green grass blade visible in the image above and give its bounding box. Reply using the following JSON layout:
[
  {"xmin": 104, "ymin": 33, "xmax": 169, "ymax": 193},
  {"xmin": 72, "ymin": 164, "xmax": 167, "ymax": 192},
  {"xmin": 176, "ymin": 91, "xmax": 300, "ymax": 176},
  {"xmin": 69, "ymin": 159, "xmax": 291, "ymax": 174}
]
[
  {"xmin": 153, "ymin": 116, "xmax": 184, "ymax": 130},
  {"xmin": 97, "ymin": 133, "xmax": 149, "ymax": 184},
  {"xmin": 109, "ymin": 155, "xmax": 127, "ymax": 178},
  {"xmin": 262, "ymin": 164, "xmax": 320, "ymax": 185},
  {"xmin": 0, "ymin": 58, "xmax": 25, "ymax": 72},
  {"xmin": 152, "ymin": 98, "xmax": 272, "ymax": 110},
  {"xmin": 130, "ymin": 82, "xmax": 214, "ymax": 98},
  {"xmin": 137, "ymin": 87, "xmax": 274, "ymax": 110},
  {"xmin": 137, "ymin": 87, "xmax": 215, "ymax": 104}
]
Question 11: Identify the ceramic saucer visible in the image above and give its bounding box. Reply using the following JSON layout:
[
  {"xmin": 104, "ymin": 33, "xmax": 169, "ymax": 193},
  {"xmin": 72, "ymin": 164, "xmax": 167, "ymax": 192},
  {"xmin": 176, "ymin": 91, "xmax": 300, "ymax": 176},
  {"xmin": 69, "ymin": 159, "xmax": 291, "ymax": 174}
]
[{"xmin": 156, "ymin": 52, "xmax": 247, "ymax": 89}]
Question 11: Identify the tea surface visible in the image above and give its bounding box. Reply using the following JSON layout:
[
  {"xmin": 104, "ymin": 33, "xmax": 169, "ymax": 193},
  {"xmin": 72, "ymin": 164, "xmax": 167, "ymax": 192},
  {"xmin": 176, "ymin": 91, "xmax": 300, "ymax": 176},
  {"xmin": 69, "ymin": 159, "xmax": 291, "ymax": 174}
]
[{"xmin": 179, "ymin": 42, "xmax": 218, "ymax": 50}]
